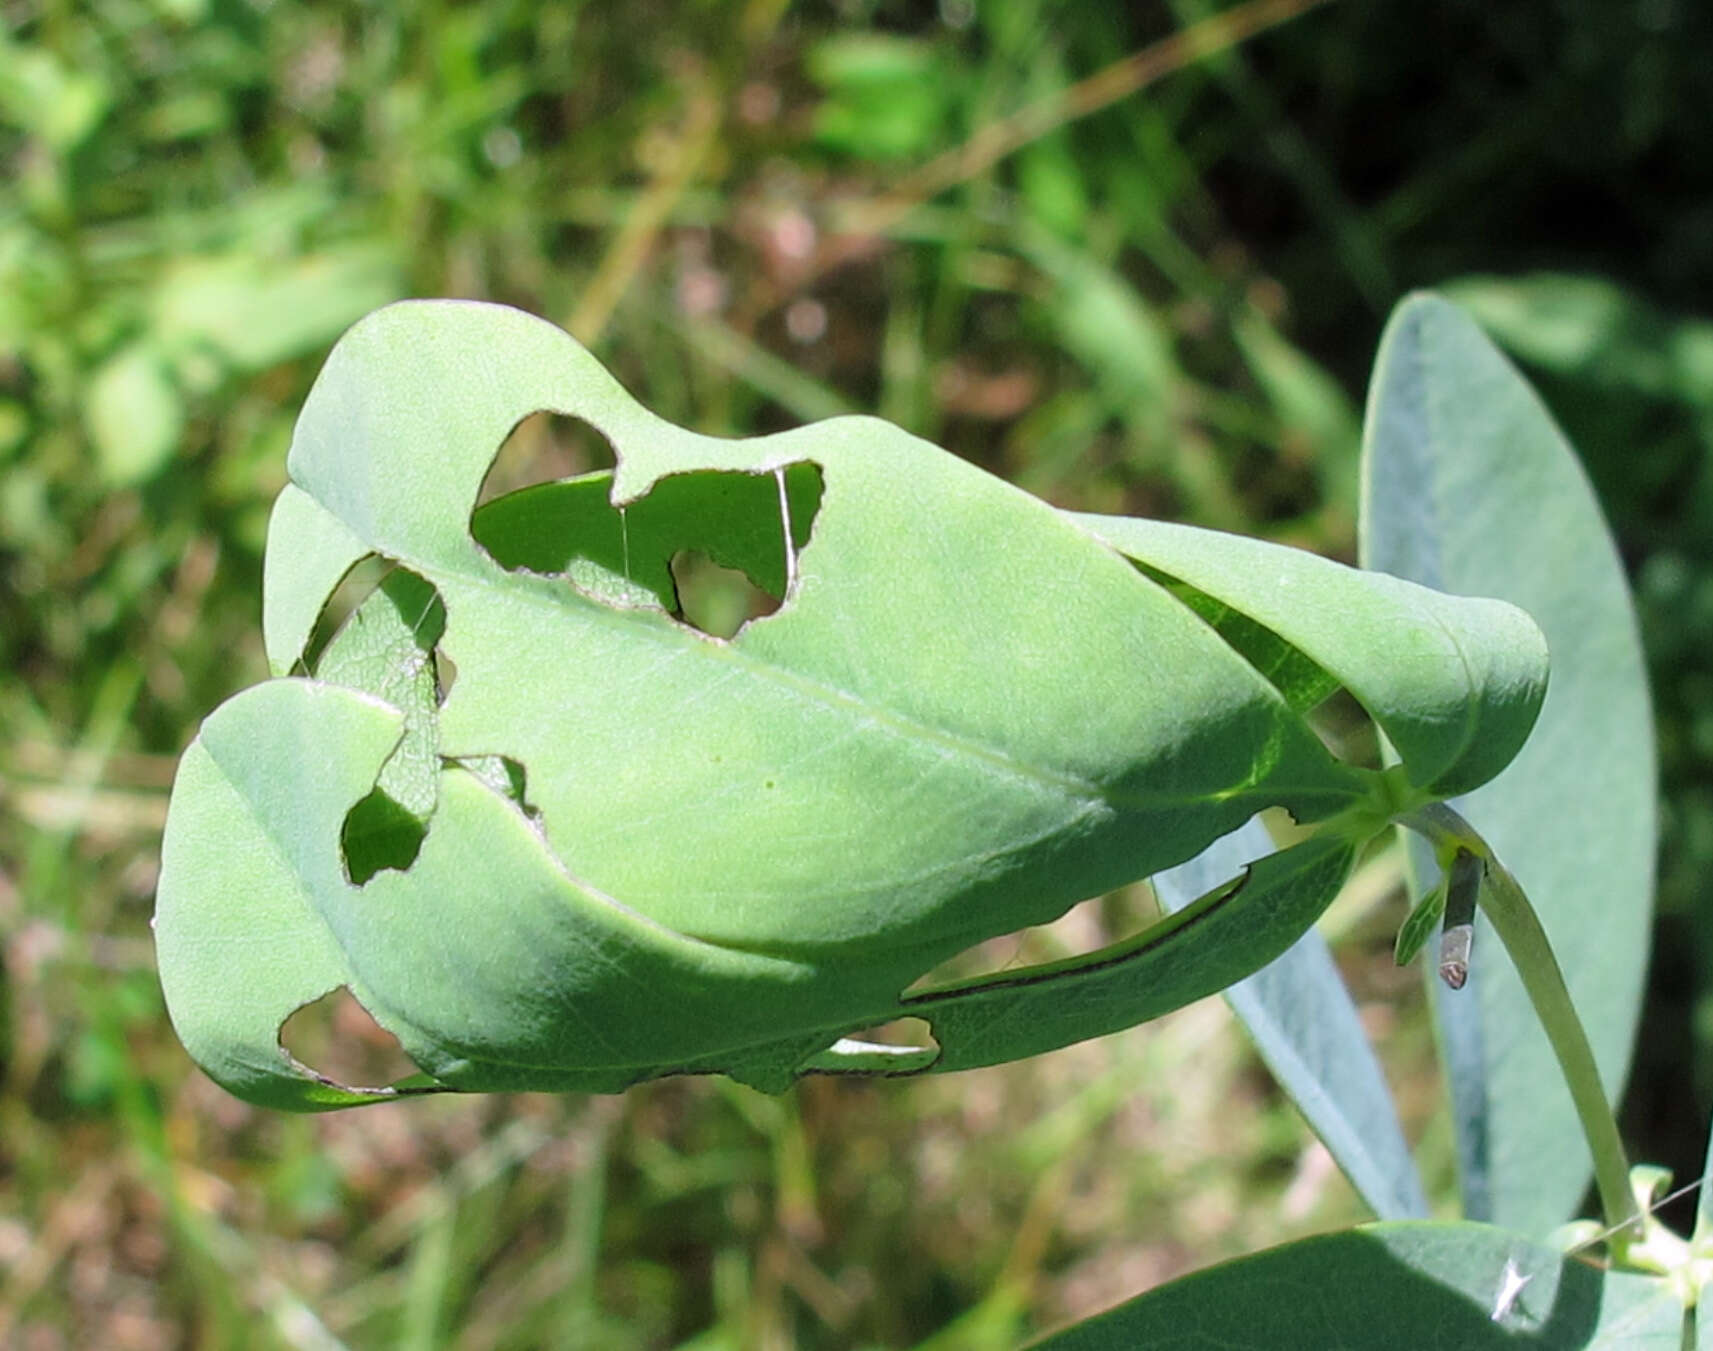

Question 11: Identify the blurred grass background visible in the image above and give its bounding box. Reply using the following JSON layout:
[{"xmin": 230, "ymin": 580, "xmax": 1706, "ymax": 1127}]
[{"xmin": 5, "ymin": 0, "xmax": 1713, "ymax": 1346}]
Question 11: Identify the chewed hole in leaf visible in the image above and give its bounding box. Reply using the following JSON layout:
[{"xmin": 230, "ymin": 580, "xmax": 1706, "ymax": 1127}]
[
  {"xmin": 824, "ymin": 1017, "xmax": 942, "ymax": 1073},
  {"xmin": 841, "ymin": 1016, "xmax": 937, "ymax": 1051},
  {"xmin": 477, "ymin": 410, "xmax": 618, "ymax": 509},
  {"xmin": 471, "ymin": 460, "xmax": 826, "ymax": 623},
  {"xmin": 806, "ymin": 1018, "xmax": 941, "ymax": 1075},
  {"xmin": 670, "ymin": 549, "xmax": 779, "ymax": 638},
  {"xmin": 450, "ymin": 753, "xmax": 536, "ymax": 814},
  {"xmin": 309, "ymin": 567, "xmax": 447, "ymax": 822},
  {"xmin": 341, "ymin": 787, "xmax": 427, "ymax": 885},
  {"xmin": 301, "ymin": 562, "xmax": 446, "ymax": 684},
  {"xmin": 903, "ymin": 882, "xmax": 1160, "ymax": 994},
  {"xmin": 280, "ymin": 986, "xmax": 422, "ymax": 1091},
  {"xmin": 293, "ymin": 553, "xmax": 390, "ymax": 674}
]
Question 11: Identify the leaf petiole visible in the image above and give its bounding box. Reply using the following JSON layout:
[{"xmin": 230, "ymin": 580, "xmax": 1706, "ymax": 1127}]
[{"xmin": 1399, "ymin": 801, "xmax": 1641, "ymax": 1241}]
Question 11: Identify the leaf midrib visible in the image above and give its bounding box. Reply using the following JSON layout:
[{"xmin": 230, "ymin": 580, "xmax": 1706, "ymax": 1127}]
[{"xmin": 424, "ymin": 545, "xmax": 1362, "ymax": 818}]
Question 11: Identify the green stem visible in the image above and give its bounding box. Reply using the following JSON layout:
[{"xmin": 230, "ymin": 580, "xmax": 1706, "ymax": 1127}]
[{"xmin": 1401, "ymin": 802, "xmax": 1640, "ymax": 1238}]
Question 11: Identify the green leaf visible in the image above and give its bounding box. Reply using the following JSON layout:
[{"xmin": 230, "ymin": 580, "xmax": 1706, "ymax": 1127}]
[
  {"xmin": 1021, "ymin": 229, "xmax": 1179, "ymax": 431},
  {"xmin": 159, "ymin": 299, "xmax": 1394, "ymax": 1105},
  {"xmin": 1393, "ymin": 880, "xmax": 1447, "ymax": 969},
  {"xmin": 154, "ymin": 680, "xmax": 412, "ymax": 1111},
  {"xmin": 1028, "ymin": 1222, "xmax": 1685, "ymax": 1349},
  {"xmin": 1072, "ymin": 512, "xmax": 1549, "ymax": 797},
  {"xmin": 1361, "ymin": 293, "xmax": 1656, "ymax": 1236},
  {"xmin": 0, "ymin": 36, "xmax": 110, "ymax": 151},
  {"xmin": 1231, "ymin": 309, "xmax": 1362, "ymax": 508},
  {"xmin": 893, "ymin": 830, "xmax": 1358, "ymax": 1075},
  {"xmin": 159, "ymin": 299, "xmax": 1558, "ymax": 1108},
  {"xmin": 805, "ymin": 33, "xmax": 939, "ymax": 88},
  {"xmin": 807, "ymin": 35, "xmax": 949, "ymax": 161},
  {"xmin": 1153, "ymin": 819, "xmax": 1429, "ymax": 1221}
]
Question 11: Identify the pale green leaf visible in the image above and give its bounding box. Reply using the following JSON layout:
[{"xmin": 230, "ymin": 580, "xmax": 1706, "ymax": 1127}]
[
  {"xmin": 1361, "ymin": 292, "xmax": 1656, "ymax": 1236},
  {"xmin": 1152, "ymin": 819, "xmax": 1429, "ymax": 1221},
  {"xmin": 160, "ymin": 300, "xmax": 1389, "ymax": 1104},
  {"xmin": 157, "ymin": 299, "xmax": 1553, "ymax": 1108},
  {"xmin": 1030, "ymin": 1222, "xmax": 1684, "ymax": 1349},
  {"xmin": 262, "ymin": 484, "xmax": 371, "ymax": 676},
  {"xmin": 154, "ymin": 680, "xmax": 412, "ymax": 1111},
  {"xmin": 1073, "ymin": 512, "xmax": 1549, "ymax": 797}
]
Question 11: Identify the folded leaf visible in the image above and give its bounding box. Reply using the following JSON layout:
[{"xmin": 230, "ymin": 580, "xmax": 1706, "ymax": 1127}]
[
  {"xmin": 897, "ymin": 829, "xmax": 1358, "ymax": 1074},
  {"xmin": 155, "ymin": 299, "xmax": 1549, "ymax": 1107},
  {"xmin": 1071, "ymin": 512, "xmax": 1548, "ymax": 798}
]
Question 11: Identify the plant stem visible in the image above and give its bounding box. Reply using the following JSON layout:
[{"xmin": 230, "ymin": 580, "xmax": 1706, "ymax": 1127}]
[{"xmin": 1401, "ymin": 801, "xmax": 1640, "ymax": 1238}]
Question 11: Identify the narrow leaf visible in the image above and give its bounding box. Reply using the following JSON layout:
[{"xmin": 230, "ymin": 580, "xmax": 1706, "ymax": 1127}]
[
  {"xmin": 897, "ymin": 831, "xmax": 1358, "ymax": 1075},
  {"xmin": 1394, "ymin": 881, "xmax": 1446, "ymax": 969},
  {"xmin": 1152, "ymin": 819, "xmax": 1429, "ymax": 1221}
]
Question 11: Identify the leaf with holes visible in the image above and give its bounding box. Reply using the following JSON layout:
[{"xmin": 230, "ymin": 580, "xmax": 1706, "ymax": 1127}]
[{"xmin": 154, "ymin": 300, "xmax": 1549, "ymax": 1109}]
